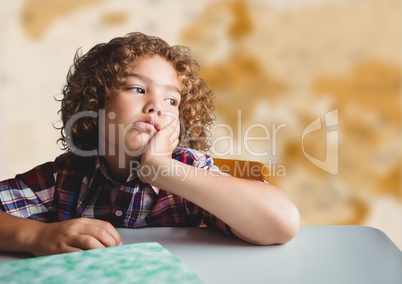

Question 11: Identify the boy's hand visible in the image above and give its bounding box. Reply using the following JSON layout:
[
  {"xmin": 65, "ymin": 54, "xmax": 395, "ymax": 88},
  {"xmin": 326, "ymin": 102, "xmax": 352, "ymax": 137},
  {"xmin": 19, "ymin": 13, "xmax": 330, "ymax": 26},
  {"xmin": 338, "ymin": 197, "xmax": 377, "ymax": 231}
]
[
  {"xmin": 141, "ymin": 112, "xmax": 180, "ymax": 164},
  {"xmin": 29, "ymin": 218, "xmax": 121, "ymax": 256},
  {"xmin": 139, "ymin": 111, "xmax": 180, "ymax": 183}
]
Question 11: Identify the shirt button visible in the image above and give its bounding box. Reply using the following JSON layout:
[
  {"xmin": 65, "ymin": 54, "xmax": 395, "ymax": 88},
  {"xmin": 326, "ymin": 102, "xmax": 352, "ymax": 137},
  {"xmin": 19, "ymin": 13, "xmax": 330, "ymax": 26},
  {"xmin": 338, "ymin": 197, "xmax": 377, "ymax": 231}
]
[{"xmin": 115, "ymin": 210, "xmax": 123, "ymax": 217}]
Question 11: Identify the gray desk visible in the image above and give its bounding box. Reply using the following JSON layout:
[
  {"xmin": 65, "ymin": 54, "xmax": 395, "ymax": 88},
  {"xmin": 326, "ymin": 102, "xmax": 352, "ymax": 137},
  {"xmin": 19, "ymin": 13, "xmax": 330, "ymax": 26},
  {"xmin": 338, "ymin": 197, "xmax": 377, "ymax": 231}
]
[{"xmin": 1, "ymin": 226, "xmax": 401, "ymax": 284}]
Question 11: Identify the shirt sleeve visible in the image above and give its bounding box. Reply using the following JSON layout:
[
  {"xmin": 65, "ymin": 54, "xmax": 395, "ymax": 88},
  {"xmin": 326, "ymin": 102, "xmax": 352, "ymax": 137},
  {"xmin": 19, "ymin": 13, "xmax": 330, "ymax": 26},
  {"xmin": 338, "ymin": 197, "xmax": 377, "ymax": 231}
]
[
  {"xmin": 172, "ymin": 148, "xmax": 234, "ymax": 236},
  {"xmin": 0, "ymin": 161, "xmax": 58, "ymax": 222}
]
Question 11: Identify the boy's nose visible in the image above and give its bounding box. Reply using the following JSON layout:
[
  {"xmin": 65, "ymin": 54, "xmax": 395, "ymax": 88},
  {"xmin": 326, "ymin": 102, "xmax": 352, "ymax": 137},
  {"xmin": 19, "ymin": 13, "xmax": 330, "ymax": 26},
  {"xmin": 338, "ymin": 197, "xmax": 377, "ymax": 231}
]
[
  {"xmin": 146, "ymin": 107, "xmax": 158, "ymax": 114},
  {"xmin": 143, "ymin": 95, "xmax": 161, "ymax": 114}
]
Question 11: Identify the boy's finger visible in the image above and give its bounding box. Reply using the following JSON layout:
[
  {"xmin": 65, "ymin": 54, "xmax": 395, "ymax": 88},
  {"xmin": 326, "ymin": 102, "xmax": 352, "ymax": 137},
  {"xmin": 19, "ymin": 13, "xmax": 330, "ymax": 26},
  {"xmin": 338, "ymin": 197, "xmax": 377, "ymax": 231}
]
[
  {"xmin": 78, "ymin": 225, "xmax": 121, "ymax": 248},
  {"xmin": 78, "ymin": 218, "xmax": 122, "ymax": 246},
  {"xmin": 160, "ymin": 116, "xmax": 180, "ymax": 137},
  {"xmin": 69, "ymin": 235, "xmax": 106, "ymax": 250}
]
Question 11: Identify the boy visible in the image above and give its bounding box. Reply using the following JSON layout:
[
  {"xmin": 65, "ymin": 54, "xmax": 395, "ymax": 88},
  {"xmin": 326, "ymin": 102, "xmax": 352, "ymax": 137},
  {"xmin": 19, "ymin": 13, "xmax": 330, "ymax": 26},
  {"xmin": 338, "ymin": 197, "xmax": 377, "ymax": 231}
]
[{"xmin": 0, "ymin": 32, "xmax": 300, "ymax": 256}]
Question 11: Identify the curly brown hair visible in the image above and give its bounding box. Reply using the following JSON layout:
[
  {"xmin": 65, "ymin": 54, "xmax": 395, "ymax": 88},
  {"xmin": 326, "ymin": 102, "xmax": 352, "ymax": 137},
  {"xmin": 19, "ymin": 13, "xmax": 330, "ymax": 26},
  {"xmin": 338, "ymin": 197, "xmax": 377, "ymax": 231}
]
[{"xmin": 57, "ymin": 32, "xmax": 215, "ymax": 153}]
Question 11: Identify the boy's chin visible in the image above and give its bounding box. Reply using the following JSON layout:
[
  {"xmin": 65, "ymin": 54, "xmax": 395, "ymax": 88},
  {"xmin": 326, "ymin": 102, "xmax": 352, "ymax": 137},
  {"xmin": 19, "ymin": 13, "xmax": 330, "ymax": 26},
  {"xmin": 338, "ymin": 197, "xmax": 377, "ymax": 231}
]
[
  {"xmin": 123, "ymin": 141, "xmax": 150, "ymax": 156},
  {"xmin": 126, "ymin": 133, "xmax": 151, "ymax": 146}
]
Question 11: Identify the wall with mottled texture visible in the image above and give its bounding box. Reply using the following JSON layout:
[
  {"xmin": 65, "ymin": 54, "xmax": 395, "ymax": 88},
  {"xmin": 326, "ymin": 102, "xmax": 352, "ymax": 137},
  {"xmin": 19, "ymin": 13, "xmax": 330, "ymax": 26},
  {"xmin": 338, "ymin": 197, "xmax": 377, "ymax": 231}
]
[{"xmin": 0, "ymin": 0, "xmax": 400, "ymax": 248}]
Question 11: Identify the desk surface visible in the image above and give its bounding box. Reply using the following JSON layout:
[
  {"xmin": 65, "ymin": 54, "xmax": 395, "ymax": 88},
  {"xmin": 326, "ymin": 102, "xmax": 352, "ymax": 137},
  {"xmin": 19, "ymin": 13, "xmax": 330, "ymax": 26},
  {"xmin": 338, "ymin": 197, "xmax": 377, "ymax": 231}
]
[{"xmin": 1, "ymin": 226, "xmax": 401, "ymax": 284}]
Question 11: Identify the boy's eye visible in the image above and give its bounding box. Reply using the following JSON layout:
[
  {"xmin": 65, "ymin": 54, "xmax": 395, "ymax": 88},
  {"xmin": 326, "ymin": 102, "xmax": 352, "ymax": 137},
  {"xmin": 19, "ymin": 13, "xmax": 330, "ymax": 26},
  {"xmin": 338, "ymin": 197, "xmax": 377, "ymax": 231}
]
[
  {"xmin": 129, "ymin": 87, "xmax": 145, "ymax": 94},
  {"xmin": 165, "ymin": 98, "xmax": 177, "ymax": 105}
]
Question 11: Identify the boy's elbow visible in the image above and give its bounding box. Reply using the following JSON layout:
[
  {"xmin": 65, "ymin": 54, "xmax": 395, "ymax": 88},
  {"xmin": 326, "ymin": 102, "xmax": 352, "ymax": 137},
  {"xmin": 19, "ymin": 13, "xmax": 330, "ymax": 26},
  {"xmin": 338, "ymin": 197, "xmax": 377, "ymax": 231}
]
[
  {"xmin": 259, "ymin": 203, "xmax": 301, "ymax": 246},
  {"xmin": 232, "ymin": 199, "xmax": 301, "ymax": 246},
  {"xmin": 274, "ymin": 204, "xmax": 300, "ymax": 245}
]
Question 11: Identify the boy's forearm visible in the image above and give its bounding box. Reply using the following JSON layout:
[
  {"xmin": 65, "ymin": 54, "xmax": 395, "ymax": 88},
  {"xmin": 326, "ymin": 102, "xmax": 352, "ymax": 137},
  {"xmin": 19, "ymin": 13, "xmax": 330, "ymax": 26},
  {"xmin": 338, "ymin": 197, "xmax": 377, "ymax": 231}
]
[
  {"xmin": 0, "ymin": 211, "xmax": 42, "ymax": 254},
  {"xmin": 141, "ymin": 158, "xmax": 300, "ymax": 245}
]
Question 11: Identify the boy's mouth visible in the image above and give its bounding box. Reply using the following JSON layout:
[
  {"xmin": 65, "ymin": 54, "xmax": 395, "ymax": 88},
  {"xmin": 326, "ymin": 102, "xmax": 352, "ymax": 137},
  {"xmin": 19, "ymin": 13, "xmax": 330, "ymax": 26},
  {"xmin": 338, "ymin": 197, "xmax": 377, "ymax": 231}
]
[
  {"xmin": 133, "ymin": 121, "xmax": 156, "ymax": 132},
  {"xmin": 133, "ymin": 117, "xmax": 161, "ymax": 132}
]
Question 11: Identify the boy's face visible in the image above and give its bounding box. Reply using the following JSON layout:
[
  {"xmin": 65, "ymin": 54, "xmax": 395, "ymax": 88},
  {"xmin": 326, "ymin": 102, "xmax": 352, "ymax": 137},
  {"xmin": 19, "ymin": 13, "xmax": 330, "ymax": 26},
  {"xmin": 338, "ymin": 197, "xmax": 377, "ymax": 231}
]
[{"xmin": 102, "ymin": 55, "xmax": 181, "ymax": 160}]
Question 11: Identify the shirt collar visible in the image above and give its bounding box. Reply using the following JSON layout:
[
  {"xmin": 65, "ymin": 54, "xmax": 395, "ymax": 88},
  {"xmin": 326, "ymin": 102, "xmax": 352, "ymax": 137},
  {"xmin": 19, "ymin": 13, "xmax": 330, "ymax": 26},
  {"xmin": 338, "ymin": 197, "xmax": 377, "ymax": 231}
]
[{"xmin": 88, "ymin": 156, "xmax": 159, "ymax": 194}]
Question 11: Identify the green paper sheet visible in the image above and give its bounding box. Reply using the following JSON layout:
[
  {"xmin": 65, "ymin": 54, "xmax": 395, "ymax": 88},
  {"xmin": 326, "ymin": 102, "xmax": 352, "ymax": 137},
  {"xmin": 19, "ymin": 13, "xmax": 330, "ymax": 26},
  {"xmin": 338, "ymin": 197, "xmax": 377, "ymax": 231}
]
[{"xmin": 0, "ymin": 242, "xmax": 204, "ymax": 284}]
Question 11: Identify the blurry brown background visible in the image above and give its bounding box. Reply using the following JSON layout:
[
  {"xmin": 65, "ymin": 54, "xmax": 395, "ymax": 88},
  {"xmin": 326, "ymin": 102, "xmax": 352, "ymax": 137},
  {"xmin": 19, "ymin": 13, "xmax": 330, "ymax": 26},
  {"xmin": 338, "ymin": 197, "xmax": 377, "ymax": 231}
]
[{"xmin": 0, "ymin": 0, "xmax": 400, "ymax": 248}]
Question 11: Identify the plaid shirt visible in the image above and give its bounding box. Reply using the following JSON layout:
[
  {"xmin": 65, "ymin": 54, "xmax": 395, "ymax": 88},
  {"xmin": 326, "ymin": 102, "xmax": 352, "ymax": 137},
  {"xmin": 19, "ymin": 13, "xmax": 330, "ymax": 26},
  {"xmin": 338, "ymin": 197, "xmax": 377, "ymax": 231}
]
[{"xmin": 0, "ymin": 148, "xmax": 231, "ymax": 235}]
